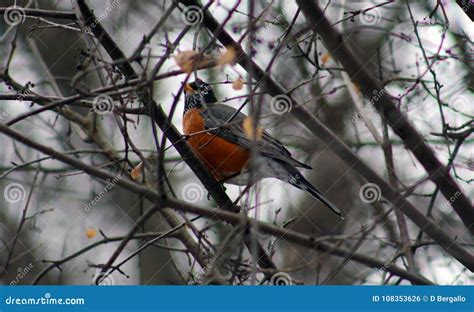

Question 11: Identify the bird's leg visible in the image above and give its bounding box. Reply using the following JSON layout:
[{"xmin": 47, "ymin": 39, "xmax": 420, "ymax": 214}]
[
  {"xmin": 206, "ymin": 181, "xmax": 227, "ymax": 200},
  {"xmin": 220, "ymin": 183, "xmax": 227, "ymax": 192}
]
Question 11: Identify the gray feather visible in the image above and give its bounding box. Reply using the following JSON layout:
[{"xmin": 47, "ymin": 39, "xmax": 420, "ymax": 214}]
[{"xmin": 200, "ymin": 103, "xmax": 311, "ymax": 169}]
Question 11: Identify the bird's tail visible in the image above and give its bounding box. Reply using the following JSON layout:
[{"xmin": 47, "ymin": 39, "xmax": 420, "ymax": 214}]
[{"xmin": 286, "ymin": 171, "xmax": 343, "ymax": 219}]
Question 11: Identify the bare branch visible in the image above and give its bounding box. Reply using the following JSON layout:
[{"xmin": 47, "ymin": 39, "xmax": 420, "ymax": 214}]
[
  {"xmin": 295, "ymin": 0, "xmax": 473, "ymax": 232},
  {"xmin": 177, "ymin": 0, "xmax": 474, "ymax": 271}
]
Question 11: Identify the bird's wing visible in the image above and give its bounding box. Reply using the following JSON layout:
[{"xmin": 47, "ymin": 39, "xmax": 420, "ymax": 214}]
[{"xmin": 200, "ymin": 103, "xmax": 311, "ymax": 169}]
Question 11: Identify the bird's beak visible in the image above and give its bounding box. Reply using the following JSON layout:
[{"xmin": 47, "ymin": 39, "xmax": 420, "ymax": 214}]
[{"xmin": 184, "ymin": 84, "xmax": 195, "ymax": 94}]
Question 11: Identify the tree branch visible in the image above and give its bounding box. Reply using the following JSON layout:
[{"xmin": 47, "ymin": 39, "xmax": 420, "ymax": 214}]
[
  {"xmin": 295, "ymin": 0, "xmax": 473, "ymax": 232},
  {"xmin": 0, "ymin": 123, "xmax": 437, "ymax": 284},
  {"xmin": 73, "ymin": 0, "xmax": 276, "ymax": 273},
  {"xmin": 0, "ymin": 7, "xmax": 77, "ymax": 20},
  {"xmin": 178, "ymin": 0, "xmax": 474, "ymax": 271}
]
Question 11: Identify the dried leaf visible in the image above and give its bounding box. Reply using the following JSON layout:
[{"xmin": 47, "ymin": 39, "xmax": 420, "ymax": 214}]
[
  {"xmin": 321, "ymin": 53, "xmax": 331, "ymax": 65},
  {"xmin": 217, "ymin": 47, "xmax": 237, "ymax": 65},
  {"xmin": 86, "ymin": 229, "xmax": 97, "ymax": 239},
  {"xmin": 174, "ymin": 51, "xmax": 211, "ymax": 73},
  {"xmin": 232, "ymin": 78, "xmax": 244, "ymax": 90},
  {"xmin": 131, "ymin": 162, "xmax": 143, "ymax": 181},
  {"xmin": 352, "ymin": 82, "xmax": 361, "ymax": 95},
  {"xmin": 243, "ymin": 116, "xmax": 263, "ymax": 140}
]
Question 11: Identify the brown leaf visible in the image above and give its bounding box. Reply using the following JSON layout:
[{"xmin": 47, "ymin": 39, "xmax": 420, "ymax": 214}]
[
  {"xmin": 174, "ymin": 51, "xmax": 211, "ymax": 73},
  {"xmin": 242, "ymin": 116, "xmax": 263, "ymax": 140},
  {"xmin": 131, "ymin": 162, "xmax": 143, "ymax": 181},
  {"xmin": 216, "ymin": 47, "xmax": 237, "ymax": 65},
  {"xmin": 86, "ymin": 229, "xmax": 97, "ymax": 239},
  {"xmin": 352, "ymin": 82, "xmax": 361, "ymax": 95},
  {"xmin": 321, "ymin": 53, "xmax": 331, "ymax": 65},
  {"xmin": 232, "ymin": 78, "xmax": 244, "ymax": 90}
]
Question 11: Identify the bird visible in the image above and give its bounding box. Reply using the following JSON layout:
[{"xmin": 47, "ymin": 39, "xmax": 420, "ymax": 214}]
[{"xmin": 182, "ymin": 79, "xmax": 343, "ymax": 219}]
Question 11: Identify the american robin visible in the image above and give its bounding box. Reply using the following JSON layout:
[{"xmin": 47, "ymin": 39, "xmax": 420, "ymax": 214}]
[{"xmin": 183, "ymin": 79, "xmax": 342, "ymax": 218}]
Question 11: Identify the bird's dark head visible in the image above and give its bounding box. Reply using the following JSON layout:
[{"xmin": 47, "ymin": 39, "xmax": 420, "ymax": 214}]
[{"xmin": 184, "ymin": 79, "xmax": 218, "ymax": 114}]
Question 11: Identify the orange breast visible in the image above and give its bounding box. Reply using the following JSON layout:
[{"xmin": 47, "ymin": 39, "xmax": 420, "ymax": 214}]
[{"xmin": 183, "ymin": 109, "xmax": 250, "ymax": 181}]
